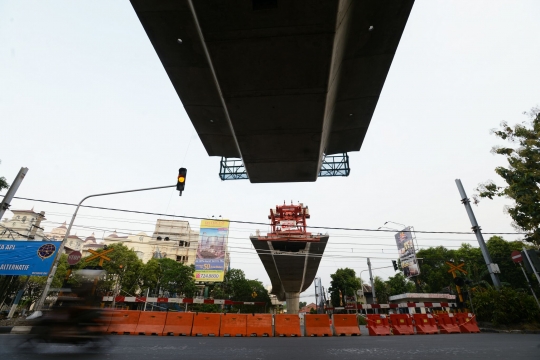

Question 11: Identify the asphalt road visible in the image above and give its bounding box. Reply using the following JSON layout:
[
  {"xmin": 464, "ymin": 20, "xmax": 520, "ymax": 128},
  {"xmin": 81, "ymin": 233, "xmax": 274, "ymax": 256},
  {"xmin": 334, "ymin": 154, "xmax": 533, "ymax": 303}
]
[{"xmin": 2, "ymin": 333, "xmax": 540, "ymax": 360}]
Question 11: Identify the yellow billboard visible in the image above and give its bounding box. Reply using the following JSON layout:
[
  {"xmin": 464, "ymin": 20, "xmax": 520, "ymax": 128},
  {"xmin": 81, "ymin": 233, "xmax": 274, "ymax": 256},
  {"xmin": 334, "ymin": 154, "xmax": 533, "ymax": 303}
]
[{"xmin": 194, "ymin": 219, "xmax": 229, "ymax": 282}]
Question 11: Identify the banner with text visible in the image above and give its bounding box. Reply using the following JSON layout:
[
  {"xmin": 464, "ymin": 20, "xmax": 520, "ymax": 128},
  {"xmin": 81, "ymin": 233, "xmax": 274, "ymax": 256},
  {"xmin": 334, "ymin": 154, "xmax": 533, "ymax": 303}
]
[
  {"xmin": 394, "ymin": 227, "xmax": 420, "ymax": 278},
  {"xmin": 0, "ymin": 240, "xmax": 61, "ymax": 276},
  {"xmin": 194, "ymin": 220, "xmax": 229, "ymax": 282}
]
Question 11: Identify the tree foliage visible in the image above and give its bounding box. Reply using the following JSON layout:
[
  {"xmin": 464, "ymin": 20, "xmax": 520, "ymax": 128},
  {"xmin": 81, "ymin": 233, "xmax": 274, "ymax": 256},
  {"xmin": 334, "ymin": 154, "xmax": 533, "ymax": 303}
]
[
  {"xmin": 386, "ymin": 273, "xmax": 416, "ymax": 296},
  {"xmin": 328, "ymin": 268, "xmax": 361, "ymax": 307},
  {"xmin": 416, "ymin": 237, "xmax": 534, "ymax": 293},
  {"xmin": 472, "ymin": 287, "xmax": 540, "ymax": 325},
  {"xmin": 80, "ymin": 243, "xmax": 144, "ymax": 295},
  {"xmin": 140, "ymin": 258, "xmax": 196, "ymax": 298},
  {"xmin": 476, "ymin": 107, "xmax": 540, "ymax": 245},
  {"xmin": 0, "ymin": 160, "xmax": 8, "ymax": 192},
  {"xmin": 206, "ymin": 268, "xmax": 270, "ymax": 313}
]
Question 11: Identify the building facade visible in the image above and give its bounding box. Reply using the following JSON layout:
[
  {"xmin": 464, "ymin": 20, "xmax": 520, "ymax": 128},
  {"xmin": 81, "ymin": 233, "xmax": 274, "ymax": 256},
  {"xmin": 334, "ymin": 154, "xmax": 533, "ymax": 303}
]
[
  {"xmin": 0, "ymin": 209, "xmax": 47, "ymax": 240},
  {"xmin": 101, "ymin": 219, "xmax": 200, "ymax": 265}
]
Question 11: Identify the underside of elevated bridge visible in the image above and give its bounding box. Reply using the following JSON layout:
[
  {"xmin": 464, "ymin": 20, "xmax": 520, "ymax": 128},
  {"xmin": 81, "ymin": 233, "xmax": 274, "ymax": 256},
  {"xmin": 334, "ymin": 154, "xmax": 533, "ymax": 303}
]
[
  {"xmin": 250, "ymin": 236, "xmax": 329, "ymax": 314},
  {"xmin": 131, "ymin": 0, "xmax": 414, "ymax": 182}
]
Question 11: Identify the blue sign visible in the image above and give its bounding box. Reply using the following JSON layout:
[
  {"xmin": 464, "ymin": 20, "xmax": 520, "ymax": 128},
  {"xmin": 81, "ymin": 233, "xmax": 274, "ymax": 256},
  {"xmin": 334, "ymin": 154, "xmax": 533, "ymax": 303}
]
[{"xmin": 0, "ymin": 240, "xmax": 61, "ymax": 276}]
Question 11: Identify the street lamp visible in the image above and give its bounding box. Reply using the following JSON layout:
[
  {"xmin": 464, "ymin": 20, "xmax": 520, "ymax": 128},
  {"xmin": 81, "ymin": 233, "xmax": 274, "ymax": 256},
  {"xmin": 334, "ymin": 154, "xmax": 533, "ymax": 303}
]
[
  {"xmin": 35, "ymin": 184, "xmax": 176, "ymax": 311},
  {"xmin": 384, "ymin": 221, "xmax": 407, "ymax": 229}
]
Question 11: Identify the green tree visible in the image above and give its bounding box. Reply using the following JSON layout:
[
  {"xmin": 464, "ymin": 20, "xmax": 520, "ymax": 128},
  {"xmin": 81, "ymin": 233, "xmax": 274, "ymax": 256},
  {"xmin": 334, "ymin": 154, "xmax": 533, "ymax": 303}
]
[
  {"xmin": 415, "ymin": 246, "xmax": 456, "ymax": 292},
  {"xmin": 140, "ymin": 258, "xmax": 196, "ymax": 297},
  {"xmin": 476, "ymin": 107, "xmax": 540, "ymax": 245},
  {"xmin": 328, "ymin": 268, "xmax": 361, "ymax": 307},
  {"xmin": 0, "ymin": 160, "xmax": 9, "ymax": 192},
  {"xmin": 386, "ymin": 273, "xmax": 415, "ymax": 296},
  {"xmin": 80, "ymin": 243, "xmax": 143, "ymax": 295},
  {"xmin": 299, "ymin": 301, "xmax": 307, "ymax": 308},
  {"xmin": 214, "ymin": 269, "xmax": 270, "ymax": 312},
  {"xmin": 472, "ymin": 287, "xmax": 540, "ymax": 325},
  {"xmin": 373, "ymin": 276, "xmax": 389, "ymax": 304}
]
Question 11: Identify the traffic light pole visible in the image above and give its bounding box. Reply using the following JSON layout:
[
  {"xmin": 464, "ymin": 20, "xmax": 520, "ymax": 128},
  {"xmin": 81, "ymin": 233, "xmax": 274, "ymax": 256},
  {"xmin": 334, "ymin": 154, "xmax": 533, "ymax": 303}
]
[
  {"xmin": 455, "ymin": 179, "xmax": 502, "ymax": 289},
  {"xmin": 35, "ymin": 184, "xmax": 175, "ymax": 311},
  {"xmin": 367, "ymin": 258, "xmax": 376, "ymax": 305}
]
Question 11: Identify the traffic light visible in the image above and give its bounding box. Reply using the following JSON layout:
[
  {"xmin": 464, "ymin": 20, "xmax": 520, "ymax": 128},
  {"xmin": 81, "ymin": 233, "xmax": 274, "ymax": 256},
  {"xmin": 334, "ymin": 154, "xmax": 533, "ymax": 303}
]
[
  {"xmin": 453, "ymin": 277, "xmax": 465, "ymax": 287},
  {"xmin": 177, "ymin": 168, "xmax": 187, "ymax": 196},
  {"xmin": 392, "ymin": 260, "xmax": 398, "ymax": 271}
]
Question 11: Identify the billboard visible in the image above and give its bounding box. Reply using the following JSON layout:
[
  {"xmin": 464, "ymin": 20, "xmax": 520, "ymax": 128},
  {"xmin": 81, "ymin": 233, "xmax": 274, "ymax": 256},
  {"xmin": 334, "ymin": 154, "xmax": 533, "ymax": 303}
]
[
  {"xmin": 194, "ymin": 220, "xmax": 229, "ymax": 282},
  {"xmin": 394, "ymin": 227, "xmax": 420, "ymax": 278},
  {"xmin": 0, "ymin": 240, "xmax": 60, "ymax": 276}
]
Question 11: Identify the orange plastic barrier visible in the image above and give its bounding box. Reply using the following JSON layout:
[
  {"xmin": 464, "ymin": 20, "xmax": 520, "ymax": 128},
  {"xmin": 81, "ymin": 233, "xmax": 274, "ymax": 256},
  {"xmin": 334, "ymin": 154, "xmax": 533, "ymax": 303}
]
[
  {"xmin": 134, "ymin": 311, "xmax": 166, "ymax": 336},
  {"xmin": 389, "ymin": 314, "xmax": 414, "ymax": 335},
  {"xmin": 413, "ymin": 314, "xmax": 438, "ymax": 335},
  {"xmin": 454, "ymin": 313, "xmax": 480, "ymax": 333},
  {"xmin": 191, "ymin": 313, "xmax": 221, "ymax": 336},
  {"xmin": 305, "ymin": 314, "xmax": 333, "ymax": 337},
  {"xmin": 107, "ymin": 310, "xmax": 141, "ymax": 335},
  {"xmin": 332, "ymin": 314, "xmax": 360, "ymax": 336},
  {"xmin": 89, "ymin": 309, "xmax": 115, "ymax": 333},
  {"xmin": 246, "ymin": 314, "xmax": 273, "ymax": 337},
  {"xmin": 274, "ymin": 314, "xmax": 302, "ymax": 337},
  {"xmin": 435, "ymin": 313, "xmax": 461, "ymax": 334},
  {"xmin": 162, "ymin": 312, "xmax": 194, "ymax": 336},
  {"xmin": 220, "ymin": 313, "xmax": 247, "ymax": 337},
  {"xmin": 366, "ymin": 314, "xmax": 391, "ymax": 336}
]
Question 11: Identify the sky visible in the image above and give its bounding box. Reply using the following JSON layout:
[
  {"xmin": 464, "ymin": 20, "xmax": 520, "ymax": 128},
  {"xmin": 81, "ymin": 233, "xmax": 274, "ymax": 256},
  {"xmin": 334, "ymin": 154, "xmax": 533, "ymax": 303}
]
[{"xmin": 1, "ymin": 0, "xmax": 539, "ymax": 304}]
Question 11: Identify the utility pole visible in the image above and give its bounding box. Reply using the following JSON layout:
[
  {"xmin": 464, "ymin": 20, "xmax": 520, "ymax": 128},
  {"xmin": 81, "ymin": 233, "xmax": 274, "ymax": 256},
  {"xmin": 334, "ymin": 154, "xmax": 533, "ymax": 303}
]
[
  {"xmin": 28, "ymin": 211, "xmax": 46, "ymax": 240},
  {"xmin": 35, "ymin": 184, "xmax": 175, "ymax": 311},
  {"xmin": 0, "ymin": 167, "xmax": 28, "ymax": 220},
  {"xmin": 367, "ymin": 258, "xmax": 376, "ymax": 304},
  {"xmin": 455, "ymin": 179, "xmax": 502, "ymax": 289}
]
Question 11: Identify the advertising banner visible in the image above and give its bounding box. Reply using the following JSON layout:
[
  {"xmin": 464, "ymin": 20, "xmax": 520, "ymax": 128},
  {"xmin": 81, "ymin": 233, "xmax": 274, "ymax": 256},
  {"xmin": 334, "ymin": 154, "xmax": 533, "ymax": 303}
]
[
  {"xmin": 194, "ymin": 220, "xmax": 229, "ymax": 282},
  {"xmin": 0, "ymin": 240, "xmax": 61, "ymax": 276},
  {"xmin": 394, "ymin": 227, "xmax": 420, "ymax": 278}
]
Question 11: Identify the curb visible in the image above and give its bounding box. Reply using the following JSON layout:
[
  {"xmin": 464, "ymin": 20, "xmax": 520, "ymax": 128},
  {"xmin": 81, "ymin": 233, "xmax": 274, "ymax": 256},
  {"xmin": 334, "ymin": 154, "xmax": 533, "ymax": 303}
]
[
  {"xmin": 0, "ymin": 326, "xmax": 13, "ymax": 334},
  {"xmin": 479, "ymin": 327, "xmax": 540, "ymax": 334},
  {"xmin": 10, "ymin": 326, "xmax": 32, "ymax": 334}
]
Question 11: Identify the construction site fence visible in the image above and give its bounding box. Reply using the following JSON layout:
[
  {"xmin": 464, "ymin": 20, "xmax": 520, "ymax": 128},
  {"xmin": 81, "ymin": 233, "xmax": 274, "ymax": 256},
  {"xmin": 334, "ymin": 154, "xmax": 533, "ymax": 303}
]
[{"xmin": 98, "ymin": 311, "xmax": 480, "ymax": 336}]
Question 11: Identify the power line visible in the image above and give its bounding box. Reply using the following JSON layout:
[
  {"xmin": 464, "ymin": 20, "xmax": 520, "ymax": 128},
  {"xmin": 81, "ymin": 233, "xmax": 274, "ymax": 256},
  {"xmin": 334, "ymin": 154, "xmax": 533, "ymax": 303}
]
[{"xmin": 1, "ymin": 195, "xmax": 527, "ymax": 235}]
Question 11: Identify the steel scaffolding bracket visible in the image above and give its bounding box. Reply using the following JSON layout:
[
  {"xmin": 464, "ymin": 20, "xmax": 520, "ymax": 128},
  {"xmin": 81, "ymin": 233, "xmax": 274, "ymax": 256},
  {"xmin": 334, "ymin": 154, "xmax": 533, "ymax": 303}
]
[{"xmin": 219, "ymin": 153, "xmax": 350, "ymax": 180}]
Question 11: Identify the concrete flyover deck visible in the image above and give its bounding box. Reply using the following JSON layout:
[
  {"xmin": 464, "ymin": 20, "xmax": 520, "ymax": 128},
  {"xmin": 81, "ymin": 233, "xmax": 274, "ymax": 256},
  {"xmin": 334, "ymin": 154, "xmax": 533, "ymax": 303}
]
[
  {"xmin": 250, "ymin": 235, "xmax": 329, "ymax": 314},
  {"xmin": 130, "ymin": 0, "xmax": 414, "ymax": 182}
]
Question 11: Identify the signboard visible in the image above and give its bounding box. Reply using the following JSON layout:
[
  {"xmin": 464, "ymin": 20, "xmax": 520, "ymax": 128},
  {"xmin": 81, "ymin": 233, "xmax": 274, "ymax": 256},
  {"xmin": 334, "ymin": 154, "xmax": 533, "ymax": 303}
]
[
  {"xmin": 0, "ymin": 240, "xmax": 61, "ymax": 276},
  {"xmin": 194, "ymin": 219, "xmax": 229, "ymax": 282},
  {"xmin": 67, "ymin": 251, "xmax": 82, "ymax": 265},
  {"xmin": 511, "ymin": 250, "xmax": 522, "ymax": 263},
  {"xmin": 394, "ymin": 227, "xmax": 420, "ymax": 278}
]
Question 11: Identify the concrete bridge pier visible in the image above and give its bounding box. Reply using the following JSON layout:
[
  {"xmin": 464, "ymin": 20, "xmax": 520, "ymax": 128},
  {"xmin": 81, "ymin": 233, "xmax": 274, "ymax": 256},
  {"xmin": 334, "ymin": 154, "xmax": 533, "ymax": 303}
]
[{"xmin": 286, "ymin": 292, "xmax": 300, "ymax": 314}]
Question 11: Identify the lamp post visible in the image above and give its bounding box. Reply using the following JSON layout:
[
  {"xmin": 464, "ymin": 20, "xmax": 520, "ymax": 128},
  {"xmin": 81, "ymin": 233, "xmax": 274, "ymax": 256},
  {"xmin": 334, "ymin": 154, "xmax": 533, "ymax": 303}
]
[{"xmin": 35, "ymin": 184, "xmax": 175, "ymax": 311}]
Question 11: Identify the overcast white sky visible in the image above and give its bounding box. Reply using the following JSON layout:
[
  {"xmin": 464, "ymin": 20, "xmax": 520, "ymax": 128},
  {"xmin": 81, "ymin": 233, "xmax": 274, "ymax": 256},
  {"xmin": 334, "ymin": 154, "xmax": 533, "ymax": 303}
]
[{"xmin": 1, "ymin": 0, "xmax": 539, "ymax": 303}]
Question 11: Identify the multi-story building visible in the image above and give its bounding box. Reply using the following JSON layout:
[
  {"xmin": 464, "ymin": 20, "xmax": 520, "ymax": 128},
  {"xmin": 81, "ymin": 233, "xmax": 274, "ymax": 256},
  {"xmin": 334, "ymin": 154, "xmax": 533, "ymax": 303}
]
[
  {"xmin": 0, "ymin": 209, "xmax": 46, "ymax": 240},
  {"xmin": 46, "ymin": 221, "xmax": 87, "ymax": 253},
  {"xmin": 102, "ymin": 219, "xmax": 200, "ymax": 265}
]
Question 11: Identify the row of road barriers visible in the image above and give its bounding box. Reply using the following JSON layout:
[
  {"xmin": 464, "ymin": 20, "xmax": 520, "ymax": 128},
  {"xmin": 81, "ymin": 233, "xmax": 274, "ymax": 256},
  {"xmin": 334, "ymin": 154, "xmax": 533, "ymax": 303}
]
[
  {"xmin": 96, "ymin": 311, "xmax": 480, "ymax": 337},
  {"xmin": 366, "ymin": 313, "xmax": 480, "ymax": 336}
]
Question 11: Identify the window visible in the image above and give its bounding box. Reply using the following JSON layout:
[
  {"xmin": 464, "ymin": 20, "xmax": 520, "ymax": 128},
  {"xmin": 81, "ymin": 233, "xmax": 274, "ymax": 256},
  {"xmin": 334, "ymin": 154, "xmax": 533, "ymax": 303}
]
[
  {"xmin": 22, "ymin": 216, "xmax": 27, "ymax": 223},
  {"xmin": 139, "ymin": 236, "xmax": 143, "ymax": 242}
]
